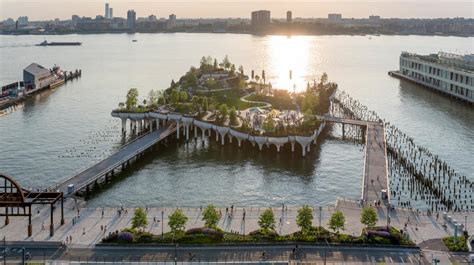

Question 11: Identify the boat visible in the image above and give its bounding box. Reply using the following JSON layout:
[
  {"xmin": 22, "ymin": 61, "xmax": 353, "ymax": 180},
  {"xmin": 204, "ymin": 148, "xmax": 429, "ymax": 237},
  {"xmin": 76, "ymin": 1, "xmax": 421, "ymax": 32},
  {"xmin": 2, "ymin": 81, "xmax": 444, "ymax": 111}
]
[
  {"xmin": 132, "ymin": 40, "xmax": 138, "ymax": 42},
  {"xmin": 36, "ymin": 40, "xmax": 82, "ymax": 46}
]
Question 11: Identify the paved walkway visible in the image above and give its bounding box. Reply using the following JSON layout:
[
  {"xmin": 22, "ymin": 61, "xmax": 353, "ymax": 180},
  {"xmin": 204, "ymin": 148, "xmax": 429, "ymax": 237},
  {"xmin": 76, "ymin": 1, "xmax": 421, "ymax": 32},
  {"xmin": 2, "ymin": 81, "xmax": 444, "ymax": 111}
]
[
  {"xmin": 1, "ymin": 198, "xmax": 472, "ymax": 248},
  {"xmin": 363, "ymin": 122, "xmax": 388, "ymax": 204}
]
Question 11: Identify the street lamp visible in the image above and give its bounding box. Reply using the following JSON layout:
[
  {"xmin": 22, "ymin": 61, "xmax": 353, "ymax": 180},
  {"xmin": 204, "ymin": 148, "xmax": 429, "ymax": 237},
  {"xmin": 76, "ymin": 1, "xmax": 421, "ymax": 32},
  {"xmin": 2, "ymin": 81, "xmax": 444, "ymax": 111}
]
[{"xmin": 161, "ymin": 211, "xmax": 164, "ymax": 238}]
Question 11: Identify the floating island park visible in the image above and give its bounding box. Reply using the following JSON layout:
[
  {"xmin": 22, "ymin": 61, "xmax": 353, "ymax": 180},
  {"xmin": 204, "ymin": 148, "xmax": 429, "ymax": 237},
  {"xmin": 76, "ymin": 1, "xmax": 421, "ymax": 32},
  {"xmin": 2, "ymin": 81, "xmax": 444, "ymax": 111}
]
[{"xmin": 112, "ymin": 56, "xmax": 337, "ymax": 156}]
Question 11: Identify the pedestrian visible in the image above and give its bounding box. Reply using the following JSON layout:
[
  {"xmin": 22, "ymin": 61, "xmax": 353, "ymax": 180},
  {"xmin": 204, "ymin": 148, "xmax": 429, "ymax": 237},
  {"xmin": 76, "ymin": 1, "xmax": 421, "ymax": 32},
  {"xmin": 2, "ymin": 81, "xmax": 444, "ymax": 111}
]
[
  {"xmin": 83, "ymin": 227, "xmax": 85, "ymax": 235},
  {"xmin": 102, "ymin": 209, "xmax": 104, "ymax": 218}
]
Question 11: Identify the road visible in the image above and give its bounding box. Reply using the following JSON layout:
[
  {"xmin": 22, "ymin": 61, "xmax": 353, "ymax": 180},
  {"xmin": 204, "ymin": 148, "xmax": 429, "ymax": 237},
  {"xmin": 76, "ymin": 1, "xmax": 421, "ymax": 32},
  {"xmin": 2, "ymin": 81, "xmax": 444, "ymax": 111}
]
[{"xmin": 2, "ymin": 244, "xmax": 425, "ymax": 264}]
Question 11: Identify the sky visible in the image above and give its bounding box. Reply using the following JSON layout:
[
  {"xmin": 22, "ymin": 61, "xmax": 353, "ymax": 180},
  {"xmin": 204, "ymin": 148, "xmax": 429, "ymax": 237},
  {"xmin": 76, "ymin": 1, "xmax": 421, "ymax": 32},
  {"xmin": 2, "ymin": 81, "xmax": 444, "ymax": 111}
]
[{"xmin": 1, "ymin": 0, "xmax": 473, "ymax": 21}]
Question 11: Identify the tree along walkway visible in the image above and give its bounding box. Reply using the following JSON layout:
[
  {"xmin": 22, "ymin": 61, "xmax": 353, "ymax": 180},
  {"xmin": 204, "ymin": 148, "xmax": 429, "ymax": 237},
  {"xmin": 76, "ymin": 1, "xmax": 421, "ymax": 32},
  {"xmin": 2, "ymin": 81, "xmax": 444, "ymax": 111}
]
[{"xmin": 52, "ymin": 124, "xmax": 177, "ymax": 197}]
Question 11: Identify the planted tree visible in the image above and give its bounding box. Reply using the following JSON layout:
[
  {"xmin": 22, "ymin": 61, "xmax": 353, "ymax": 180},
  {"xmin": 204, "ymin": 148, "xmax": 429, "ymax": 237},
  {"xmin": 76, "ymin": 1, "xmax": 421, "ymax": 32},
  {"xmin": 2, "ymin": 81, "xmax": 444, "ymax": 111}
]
[
  {"xmin": 219, "ymin": 104, "xmax": 228, "ymax": 120},
  {"xmin": 170, "ymin": 90, "xmax": 179, "ymax": 104},
  {"xmin": 168, "ymin": 209, "xmax": 188, "ymax": 235},
  {"xmin": 126, "ymin": 88, "xmax": 139, "ymax": 110},
  {"xmin": 258, "ymin": 208, "xmax": 276, "ymax": 234},
  {"xmin": 179, "ymin": 91, "xmax": 188, "ymax": 102},
  {"xmin": 360, "ymin": 207, "xmax": 378, "ymax": 228},
  {"xmin": 238, "ymin": 65, "xmax": 244, "ymax": 75},
  {"xmin": 229, "ymin": 106, "xmax": 238, "ymax": 126},
  {"xmin": 202, "ymin": 204, "xmax": 220, "ymax": 229},
  {"xmin": 202, "ymin": 97, "xmax": 209, "ymax": 111},
  {"xmin": 296, "ymin": 205, "xmax": 313, "ymax": 234},
  {"xmin": 222, "ymin": 55, "xmax": 231, "ymax": 70},
  {"xmin": 320, "ymin": 72, "xmax": 328, "ymax": 85},
  {"xmin": 213, "ymin": 58, "xmax": 218, "ymax": 70},
  {"xmin": 328, "ymin": 210, "xmax": 345, "ymax": 233},
  {"xmin": 132, "ymin": 207, "xmax": 148, "ymax": 230}
]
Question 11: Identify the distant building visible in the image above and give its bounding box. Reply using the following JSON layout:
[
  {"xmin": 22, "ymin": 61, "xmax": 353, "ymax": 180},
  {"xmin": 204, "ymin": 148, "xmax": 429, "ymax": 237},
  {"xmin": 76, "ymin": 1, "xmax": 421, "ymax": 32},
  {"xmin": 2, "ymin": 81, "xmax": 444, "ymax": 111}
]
[
  {"xmin": 397, "ymin": 52, "xmax": 474, "ymax": 103},
  {"xmin": 328, "ymin": 13, "xmax": 342, "ymax": 23},
  {"xmin": 105, "ymin": 3, "xmax": 109, "ymax": 19},
  {"xmin": 23, "ymin": 63, "xmax": 56, "ymax": 91},
  {"xmin": 109, "ymin": 8, "xmax": 114, "ymax": 19},
  {"xmin": 369, "ymin": 15, "xmax": 381, "ymax": 23},
  {"xmin": 287, "ymin": 11, "xmax": 292, "ymax": 23},
  {"xmin": 167, "ymin": 14, "xmax": 176, "ymax": 30},
  {"xmin": 251, "ymin": 10, "xmax": 271, "ymax": 28},
  {"xmin": 148, "ymin": 15, "xmax": 157, "ymax": 22},
  {"xmin": 17, "ymin": 16, "xmax": 28, "ymax": 26},
  {"xmin": 127, "ymin": 10, "xmax": 137, "ymax": 31}
]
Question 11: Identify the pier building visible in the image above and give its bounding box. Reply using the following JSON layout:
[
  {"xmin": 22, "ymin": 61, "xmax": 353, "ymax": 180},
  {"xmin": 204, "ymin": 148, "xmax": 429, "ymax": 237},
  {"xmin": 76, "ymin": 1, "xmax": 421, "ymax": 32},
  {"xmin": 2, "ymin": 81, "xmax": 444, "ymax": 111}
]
[{"xmin": 390, "ymin": 52, "xmax": 474, "ymax": 103}]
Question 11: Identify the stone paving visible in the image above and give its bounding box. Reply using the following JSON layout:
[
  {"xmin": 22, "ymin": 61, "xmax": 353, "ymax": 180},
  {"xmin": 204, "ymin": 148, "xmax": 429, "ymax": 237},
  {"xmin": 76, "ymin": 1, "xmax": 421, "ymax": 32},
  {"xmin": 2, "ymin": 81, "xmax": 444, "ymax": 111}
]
[{"xmin": 1, "ymin": 197, "xmax": 472, "ymax": 248}]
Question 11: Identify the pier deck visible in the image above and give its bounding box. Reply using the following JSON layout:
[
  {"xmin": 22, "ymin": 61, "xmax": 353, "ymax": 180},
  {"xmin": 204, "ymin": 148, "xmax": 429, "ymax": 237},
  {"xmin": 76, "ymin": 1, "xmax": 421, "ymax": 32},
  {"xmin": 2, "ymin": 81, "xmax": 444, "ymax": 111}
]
[
  {"xmin": 362, "ymin": 122, "xmax": 388, "ymax": 204},
  {"xmin": 54, "ymin": 124, "xmax": 176, "ymax": 196},
  {"xmin": 323, "ymin": 115, "xmax": 388, "ymax": 204}
]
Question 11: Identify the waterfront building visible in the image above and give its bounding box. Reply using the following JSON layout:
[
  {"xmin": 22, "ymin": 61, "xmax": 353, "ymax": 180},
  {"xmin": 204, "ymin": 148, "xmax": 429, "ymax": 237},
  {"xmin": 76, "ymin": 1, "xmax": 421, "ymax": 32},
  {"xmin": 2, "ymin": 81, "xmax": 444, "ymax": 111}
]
[
  {"xmin": 127, "ymin": 10, "xmax": 136, "ymax": 31},
  {"xmin": 167, "ymin": 14, "xmax": 176, "ymax": 30},
  {"xmin": 369, "ymin": 15, "xmax": 381, "ymax": 23},
  {"xmin": 397, "ymin": 52, "xmax": 474, "ymax": 103},
  {"xmin": 251, "ymin": 10, "xmax": 271, "ymax": 29},
  {"xmin": 287, "ymin": 11, "xmax": 292, "ymax": 23},
  {"xmin": 109, "ymin": 8, "xmax": 113, "ymax": 19},
  {"xmin": 17, "ymin": 16, "xmax": 28, "ymax": 26},
  {"xmin": 328, "ymin": 13, "xmax": 342, "ymax": 23},
  {"xmin": 23, "ymin": 63, "xmax": 57, "ymax": 91}
]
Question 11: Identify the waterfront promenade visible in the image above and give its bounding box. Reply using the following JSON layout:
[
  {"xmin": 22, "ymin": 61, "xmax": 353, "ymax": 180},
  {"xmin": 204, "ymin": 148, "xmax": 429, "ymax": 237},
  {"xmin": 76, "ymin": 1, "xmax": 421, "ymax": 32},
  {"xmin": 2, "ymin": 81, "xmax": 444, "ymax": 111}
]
[
  {"xmin": 2, "ymin": 197, "xmax": 472, "ymax": 248},
  {"xmin": 53, "ymin": 124, "xmax": 177, "ymax": 196}
]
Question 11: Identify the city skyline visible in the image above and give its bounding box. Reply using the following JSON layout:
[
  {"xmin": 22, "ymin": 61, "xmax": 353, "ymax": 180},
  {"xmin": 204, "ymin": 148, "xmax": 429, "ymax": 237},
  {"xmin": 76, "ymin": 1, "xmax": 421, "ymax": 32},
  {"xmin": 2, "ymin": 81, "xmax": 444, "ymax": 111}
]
[{"xmin": 1, "ymin": 0, "xmax": 473, "ymax": 21}]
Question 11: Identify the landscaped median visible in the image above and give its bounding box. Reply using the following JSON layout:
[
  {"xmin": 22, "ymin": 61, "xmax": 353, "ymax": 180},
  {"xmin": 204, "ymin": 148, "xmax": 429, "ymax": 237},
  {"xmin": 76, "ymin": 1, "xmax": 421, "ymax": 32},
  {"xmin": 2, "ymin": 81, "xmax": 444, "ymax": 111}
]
[{"xmin": 101, "ymin": 205, "xmax": 415, "ymax": 247}]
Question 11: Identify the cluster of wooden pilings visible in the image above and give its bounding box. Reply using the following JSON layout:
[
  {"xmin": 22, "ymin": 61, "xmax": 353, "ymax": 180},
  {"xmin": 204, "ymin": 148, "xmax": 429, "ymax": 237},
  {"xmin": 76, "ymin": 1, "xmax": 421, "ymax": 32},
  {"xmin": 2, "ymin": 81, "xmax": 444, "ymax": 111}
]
[{"xmin": 332, "ymin": 91, "xmax": 473, "ymax": 212}]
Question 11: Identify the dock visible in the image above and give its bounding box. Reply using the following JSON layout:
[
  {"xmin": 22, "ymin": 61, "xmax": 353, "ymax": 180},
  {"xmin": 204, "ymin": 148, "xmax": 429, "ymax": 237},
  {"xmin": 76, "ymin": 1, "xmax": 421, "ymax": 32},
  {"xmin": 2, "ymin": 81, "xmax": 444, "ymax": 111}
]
[
  {"xmin": 53, "ymin": 123, "xmax": 177, "ymax": 196},
  {"xmin": 323, "ymin": 115, "xmax": 389, "ymax": 204}
]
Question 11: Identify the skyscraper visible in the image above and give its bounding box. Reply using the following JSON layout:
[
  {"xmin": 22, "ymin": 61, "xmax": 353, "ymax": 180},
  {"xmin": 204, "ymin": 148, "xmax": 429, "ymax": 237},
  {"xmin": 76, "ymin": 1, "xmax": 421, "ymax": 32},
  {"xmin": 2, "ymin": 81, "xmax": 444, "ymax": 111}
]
[
  {"xmin": 109, "ymin": 8, "xmax": 113, "ymax": 19},
  {"xmin": 251, "ymin": 10, "xmax": 271, "ymax": 29},
  {"xmin": 127, "ymin": 10, "xmax": 136, "ymax": 31},
  {"xmin": 287, "ymin": 11, "xmax": 292, "ymax": 23},
  {"xmin": 105, "ymin": 3, "xmax": 109, "ymax": 19}
]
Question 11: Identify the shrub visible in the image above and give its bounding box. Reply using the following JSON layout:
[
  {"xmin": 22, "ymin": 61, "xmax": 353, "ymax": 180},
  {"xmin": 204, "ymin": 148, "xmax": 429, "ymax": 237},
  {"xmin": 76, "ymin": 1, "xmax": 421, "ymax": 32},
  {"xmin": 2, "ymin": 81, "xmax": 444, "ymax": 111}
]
[
  {"xmin": 117, "ymin": 232, "xmax": 134, "ymax": 243},
  {"xmin": 443, "ymin": 236, "xmax": 468, "ymax": 252}
]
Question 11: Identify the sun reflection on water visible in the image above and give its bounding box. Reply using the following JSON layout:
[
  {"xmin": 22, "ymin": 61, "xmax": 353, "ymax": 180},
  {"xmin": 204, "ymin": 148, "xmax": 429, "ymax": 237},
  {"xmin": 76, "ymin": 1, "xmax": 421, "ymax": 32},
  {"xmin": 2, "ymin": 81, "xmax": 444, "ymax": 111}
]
[{"xmin": 267, "ymin": 36, "xmax": 316, "ymax": 93}]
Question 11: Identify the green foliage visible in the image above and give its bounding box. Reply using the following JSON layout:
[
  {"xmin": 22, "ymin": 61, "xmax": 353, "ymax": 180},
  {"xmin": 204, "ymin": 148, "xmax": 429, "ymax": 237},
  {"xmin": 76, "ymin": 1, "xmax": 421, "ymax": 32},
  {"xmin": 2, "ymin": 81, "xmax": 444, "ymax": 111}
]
[
  {"xmin": 238, "ymin": 65, "xmax": 244, "ymax": 75},
  {"xmin": 296, "ymin": 205, "xmax": 313, "ymax": 234},
  {"xmin": 218, "ymin": 104, "xmax": 228, "ymax": 121},
  {"xmin": 206, "ymin": 78, "xmax": 217, "ymax": 90},
  {"xmin": 168, "ymin": 209, "xmax": 188, "ymax": 234},
  {"xmin": 258, "ymin": 208, "xmax": 276, "ymax": 234},
  {"xmin": 126, "ymin": 88, "xmax": 139, "ymax": 110},
  {"xmin": 170, "ymin": 90, "xmax": 179, "ymax": 104},
  {"xmin": 320, "ymin": 72, "xmax": 328, "ymax": 85},
  {"xmin": 443, "ymin": 236, "xmax": 468, "ymax": 252},
  {"xmin": 132, "ymin": 208, "xmax": 148, "ymax": 230},
  {"xmin": 360, "ymin": 207, "xmax": 378, "ymax": 228},
  {"xmin": 328, "ymin": 211, "xmax": 345, "ymax": 233},
  {"xmin": 222, "ymin": 55, "xmax": 231, "ymax": 70},
  {"xmin": 202, "ymin": 96, "xmax": 209, "ymax": 111},
  {"xmin": 229, "ymin": 106, "xmax": 238, "ymax": 126},
  {"xmin": 202, "ymin": 204, "xmax": 220, "ymax": 229},
  {"xmin": 179, "ymin": 91, "xmax": 188, "ymax": 102}
]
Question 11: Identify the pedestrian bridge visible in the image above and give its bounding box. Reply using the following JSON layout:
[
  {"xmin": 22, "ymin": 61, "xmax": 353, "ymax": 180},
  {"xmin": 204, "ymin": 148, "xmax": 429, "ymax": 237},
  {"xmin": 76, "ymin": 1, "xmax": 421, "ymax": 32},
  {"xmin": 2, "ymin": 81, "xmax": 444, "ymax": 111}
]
[
  {"xmin": 322, "ymin": 115, "xmax": 389, "ymax": 205},
  {"xmin": 52, "ymin": 123, "xmax": 177, "ymax": 197}
]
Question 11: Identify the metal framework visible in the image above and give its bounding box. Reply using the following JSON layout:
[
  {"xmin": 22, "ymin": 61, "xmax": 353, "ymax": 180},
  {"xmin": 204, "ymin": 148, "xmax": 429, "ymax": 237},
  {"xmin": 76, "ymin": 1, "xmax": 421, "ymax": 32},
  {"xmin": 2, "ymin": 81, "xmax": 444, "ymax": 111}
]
[{"xmin": 0, "ymin": 173, "xmax": 64, "ymax": 237}]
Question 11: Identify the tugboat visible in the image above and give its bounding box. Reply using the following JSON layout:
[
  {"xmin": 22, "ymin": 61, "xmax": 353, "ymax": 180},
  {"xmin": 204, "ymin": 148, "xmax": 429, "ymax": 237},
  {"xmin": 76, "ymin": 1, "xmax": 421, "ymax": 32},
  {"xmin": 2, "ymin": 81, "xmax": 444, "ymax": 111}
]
[{"xmin": 36, "ymin": 40, "xmax": 82, "ymax": 46}]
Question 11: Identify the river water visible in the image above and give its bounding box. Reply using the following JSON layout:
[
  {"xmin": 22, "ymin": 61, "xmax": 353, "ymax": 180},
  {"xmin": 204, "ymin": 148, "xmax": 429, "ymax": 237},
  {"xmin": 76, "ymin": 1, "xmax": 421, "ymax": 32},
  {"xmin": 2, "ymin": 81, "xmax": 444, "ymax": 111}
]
[{"xmin": 0, "ymin": 34, "xmax": 472, "ymax": 207}]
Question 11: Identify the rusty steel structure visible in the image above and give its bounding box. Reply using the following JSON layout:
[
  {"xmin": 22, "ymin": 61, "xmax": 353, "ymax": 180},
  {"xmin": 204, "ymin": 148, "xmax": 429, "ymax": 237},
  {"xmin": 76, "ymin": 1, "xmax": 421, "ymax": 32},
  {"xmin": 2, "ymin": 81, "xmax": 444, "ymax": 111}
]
[{"xmin": 0, "ymin": 173, "xmax": 64, "ymax": 237}]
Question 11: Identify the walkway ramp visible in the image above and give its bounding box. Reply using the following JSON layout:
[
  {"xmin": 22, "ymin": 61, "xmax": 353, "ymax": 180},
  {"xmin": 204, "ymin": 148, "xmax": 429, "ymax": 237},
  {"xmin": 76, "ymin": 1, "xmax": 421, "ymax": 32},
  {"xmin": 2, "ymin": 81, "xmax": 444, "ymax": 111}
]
[{"xmin": 54, "ymin": 124, "xmax": 176, "ymax": 196}]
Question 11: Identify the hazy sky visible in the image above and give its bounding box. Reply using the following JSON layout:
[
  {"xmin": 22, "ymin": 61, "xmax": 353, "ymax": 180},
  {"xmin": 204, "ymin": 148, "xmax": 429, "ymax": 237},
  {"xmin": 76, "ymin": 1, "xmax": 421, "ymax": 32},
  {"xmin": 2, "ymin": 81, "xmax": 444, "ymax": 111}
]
[{"xmin": 1, "ymin": 0, "xmax": 473, "ymax": 21}]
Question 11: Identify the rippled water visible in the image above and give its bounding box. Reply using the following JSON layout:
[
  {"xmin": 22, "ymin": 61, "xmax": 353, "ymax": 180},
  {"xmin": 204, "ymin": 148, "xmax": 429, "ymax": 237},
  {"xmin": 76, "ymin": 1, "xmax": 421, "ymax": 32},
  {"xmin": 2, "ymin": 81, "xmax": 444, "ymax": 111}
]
[{"xmin": 0, "ymin": 34, "xmax": 472, "ymax": 207}]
